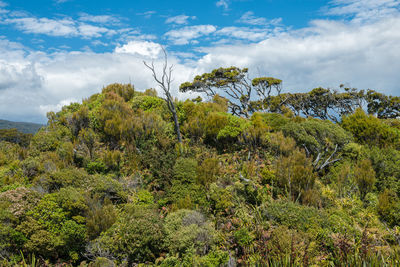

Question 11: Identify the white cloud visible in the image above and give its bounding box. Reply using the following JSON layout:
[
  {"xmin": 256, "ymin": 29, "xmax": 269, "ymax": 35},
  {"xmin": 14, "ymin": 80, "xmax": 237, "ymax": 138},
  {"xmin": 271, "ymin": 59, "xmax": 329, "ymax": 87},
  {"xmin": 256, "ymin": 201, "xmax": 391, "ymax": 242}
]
[
  {"xmin": 5, "ymin": 16, "xmax": 117, "ymax": 38},
  {"xmin": 78, "ymin": 24, "xmax": 116, "ymax": 38},
  {"xmin": 326, "ymin": 0, "xmax": 400, "ymax": 22},
  {"xmin": 39, "ymin": 98, "xmax": 78, "ymax": 115},
  {"xmin": 1, "ymin": 0, "xmax": 400, "ymax": 124},
  {"xmin": 0, "ymin": 61, "xmax": 42, "ymax": 91},
  {"xmin": 237, "ymin": 11, "xmax": 268, "ymax": 25},
  {"xmin": 0, "ymin": 39, "xmax": 195, "ymax": 122},
  {"xmin": 165, "ymin": 15, "xmax": 196, "ymax": 25},
  {"xmin": 216, "ymin": 0, "xmax": 229, "ymax": 10},
  {"xmin": 78, "ymin": 13, "xmax": 120, "ymax": 25},
  {"xmin": 216, "ymin": 27, "xmax": 270, "ymax": 41},
  {"xmin": 137, "ymin": 11, "xmax": 156, "ymax": 19},
  {"xmin": 236, "ymin": 11, "xmax": 283, "ymax": 27},
  {"xmin": 165, "ymin": 25, "xmax": 217, "ymax": 45},
  {"xmin": 197, "ymin": 16, "xmax": 400, "ymax": 96},
  {"xmin": 5, "ymin": 17, "xmax": 77, "ymax": 36},
  {"xmin": 114, "ymin": 40, "xmax": 162, "ymax": 58}
]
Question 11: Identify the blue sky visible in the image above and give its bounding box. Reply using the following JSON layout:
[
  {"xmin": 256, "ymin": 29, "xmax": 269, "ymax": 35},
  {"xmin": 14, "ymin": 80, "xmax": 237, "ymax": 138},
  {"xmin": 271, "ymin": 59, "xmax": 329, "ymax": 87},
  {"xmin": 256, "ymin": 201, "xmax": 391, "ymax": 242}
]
[
  {"xmin": 0, "ymin": 0, "xmax": 400, "ymax": 123},
  {"xmin": 2, "ymin": 0, "xmax": 329, "ymax": 53}
]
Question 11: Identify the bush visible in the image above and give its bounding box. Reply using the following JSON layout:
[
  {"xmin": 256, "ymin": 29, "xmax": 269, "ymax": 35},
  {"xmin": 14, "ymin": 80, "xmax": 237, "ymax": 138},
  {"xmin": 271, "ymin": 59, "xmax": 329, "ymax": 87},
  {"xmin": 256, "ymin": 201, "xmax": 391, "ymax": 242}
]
[
  {"xmin": 173, "ymin": 157, "xmax": 198, "ymax": 183},
  {"xmin": 37, "ymin": 168, "xmax": 90, "ymax": 192},
  {"xmin": 342, "ymin": 108, "xmax": 400, "ymax": 148},
  {"xmin": 90, "ymin": 204, "xmax": 164, "ymax": 264},
  {"xmin": 263, "ymin": 200, "xmax": 330, "ymax": 232},
  {"xmin": 377, "ymin": 189, "xmax": 400, "ymax": 227},
  {"xmin": 164, "ymin": 209, "xmax": 215, "ymax": 255}
]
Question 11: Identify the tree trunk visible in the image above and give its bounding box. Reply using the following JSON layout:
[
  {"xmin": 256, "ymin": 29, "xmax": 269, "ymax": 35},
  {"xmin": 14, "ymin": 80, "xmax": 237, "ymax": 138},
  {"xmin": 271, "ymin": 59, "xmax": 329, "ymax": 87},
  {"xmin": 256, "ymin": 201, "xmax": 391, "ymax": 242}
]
[{"xmin": 169, "ymin": 102, "xmax": 182, "ymax": 143}]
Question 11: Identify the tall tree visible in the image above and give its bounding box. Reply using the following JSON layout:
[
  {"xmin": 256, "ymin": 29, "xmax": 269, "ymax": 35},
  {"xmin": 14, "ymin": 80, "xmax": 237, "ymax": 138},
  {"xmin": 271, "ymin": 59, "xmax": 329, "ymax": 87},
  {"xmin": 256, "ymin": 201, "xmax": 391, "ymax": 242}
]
[
  {"xmin": 366, "ymin": 89, "xmax": 400, "ymax": 119},
  {"xmin": 275, "ymin": 86, "xmax": 365, "ymax": 123},
  {"xmin": 144, "ymin": 47, "xmax": 182, "ymax": 143},
  {"xmin": 180, "ymin": 67, "xmax": 282, "ymax": 118}
]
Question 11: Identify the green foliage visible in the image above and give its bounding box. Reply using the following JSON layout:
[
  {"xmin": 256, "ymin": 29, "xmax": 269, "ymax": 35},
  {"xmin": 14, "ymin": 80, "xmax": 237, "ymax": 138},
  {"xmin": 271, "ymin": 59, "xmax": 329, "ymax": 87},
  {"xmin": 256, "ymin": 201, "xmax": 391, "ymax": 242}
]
[
  {"xmin": 17, "ymin": 192, "xmax": 87, "ymax": 261},
  {"xmin": 101, "ymin": 83, "xmax": 135, "ymax": 102},
  {"xmin": 263, "ymin": 199, "xmax": 330, "ymax": 232},
  {"xmin": 274, "ymin": 149, "xmax": 316, "ymax": 201},
  {"xmin": 366, "ymin": 89, "xmax": 400, "ymax": 119},
  {"xmin": 130, "ymin": 95, "xmax": 165, "ymax": 112},
  {"xmin": 203, "ymin": 112, "xmax": 247, "ymax": 148},
  {"xmin": 29, "ymin": 125, "xmax": 72, "ymax": 156},
  {"xmin": 354, "ymin": 159, "xmax": 376, "ymax": 200},
  {"xmin": 0, "ymin": 128, "xmax": 32, "ymax": 147},
  {"xmin": 91, "ymin": 204, "xmax": 164, "ymax": 264},
  {"xmin": 196, "ymin": 158, "xmax": 220, "ymax": 187},
  {"xmin": 86, "ymin": 197, "xmax": 116, "ymax": 240},
  {"xmin": 164, "ymin": 209, "xmax": 215, "ymax": 255},
  {"xmin": 234, "ymin": 227, "xmax": 254, "ymax": 247},
  {"xmin": 37, "ymin": 168, "xmax": 90, "ymax": 192},
  {"xmin": 282, "ymin": 118, "xmax": 352, "ymax": 155},
  {"xmin": 377, "ymin": 189, "xmax": 400, "ymax": 227},
  {"xmin": 86, "ymin": 159, "xmax": 107, "ymax": 174},
  {"xmin": 180, "ymin": 67, "xmax": 281, "ymax": 118},
  {"xmin": 366, "ymin": 146, "xmax": 400, "ymax": 195},
  {"xmin": 1, "ymin": 81, "xmax": 400, "ymax": 266},
  {"xmin": 173, "ymin": 157, "xmax": 197, "ymax": 183},
  {"xmin": 342, "ymin": 108, "xmax": 400, "ymax": 148}
]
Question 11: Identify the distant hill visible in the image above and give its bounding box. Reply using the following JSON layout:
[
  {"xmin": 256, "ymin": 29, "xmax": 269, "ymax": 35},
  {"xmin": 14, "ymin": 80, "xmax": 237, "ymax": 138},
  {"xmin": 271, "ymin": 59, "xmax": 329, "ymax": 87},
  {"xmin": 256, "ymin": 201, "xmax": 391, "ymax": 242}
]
[{"xmin": 0, "ymin": 119, "xmax": 43, "ymax": 134}]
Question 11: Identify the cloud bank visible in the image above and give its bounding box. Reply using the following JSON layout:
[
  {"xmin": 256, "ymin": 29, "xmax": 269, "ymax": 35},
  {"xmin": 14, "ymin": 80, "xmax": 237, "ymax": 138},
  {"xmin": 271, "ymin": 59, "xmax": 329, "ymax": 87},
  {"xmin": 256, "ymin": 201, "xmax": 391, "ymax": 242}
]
[{"xmin": 0, "ymin": 0, "xmax": 399, "ymax": 123}]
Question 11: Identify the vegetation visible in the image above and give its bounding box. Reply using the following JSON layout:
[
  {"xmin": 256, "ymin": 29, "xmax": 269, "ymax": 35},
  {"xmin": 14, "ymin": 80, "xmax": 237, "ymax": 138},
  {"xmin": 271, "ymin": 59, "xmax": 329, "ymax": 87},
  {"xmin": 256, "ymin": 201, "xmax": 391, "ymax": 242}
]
[{"xmin": 1, "ymin": 67, "xmax": 400, "ymax": 266}]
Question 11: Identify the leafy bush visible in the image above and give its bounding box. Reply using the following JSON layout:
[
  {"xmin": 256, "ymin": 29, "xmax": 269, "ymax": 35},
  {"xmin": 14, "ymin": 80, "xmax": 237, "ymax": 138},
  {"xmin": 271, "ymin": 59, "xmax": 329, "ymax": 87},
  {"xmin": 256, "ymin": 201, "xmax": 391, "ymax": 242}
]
[
  {"xmin": 90, "ymin": 204, "xmax": 164, "ymax": 264},
  {"xmin": 164, "ymin": 209, "xmax": 215, "ymax": 255}
]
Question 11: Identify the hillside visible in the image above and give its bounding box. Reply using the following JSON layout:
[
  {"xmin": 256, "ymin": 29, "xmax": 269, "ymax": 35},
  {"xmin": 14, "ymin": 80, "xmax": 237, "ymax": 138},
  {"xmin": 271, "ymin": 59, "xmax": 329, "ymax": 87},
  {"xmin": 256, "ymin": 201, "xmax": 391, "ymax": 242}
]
[
  {"xmin": 0, "ymin": 119, "xmax": 43, "ymax": 134},
  {"xmin": 1, "ymin": 77, "xmax": 400, "ymax": 266}
]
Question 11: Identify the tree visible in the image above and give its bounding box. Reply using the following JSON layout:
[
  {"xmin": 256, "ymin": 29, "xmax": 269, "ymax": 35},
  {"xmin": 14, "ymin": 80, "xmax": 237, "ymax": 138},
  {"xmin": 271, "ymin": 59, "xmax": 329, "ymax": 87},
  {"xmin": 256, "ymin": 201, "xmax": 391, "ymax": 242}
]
[
  {"xmin": 366, "ymin": 89, "xmax": 400, "ymax": 119},
  {"xmin": 281, "ymin": 118, "xmax": 352, "ymax": 171},
  {"xmin": 354, "ymin": 159, "xmax": 376, "ymax": 200},
  {"xmin": 273, "ymin": 86, "xmax": 365, "ymax": 123},
  {"xmin": 180, "ymin": 67, "xmax": 282, "ymax": 118},
  {"xmin": 144, "ymin": 47, "xmax": 182, "ymax": 143}
]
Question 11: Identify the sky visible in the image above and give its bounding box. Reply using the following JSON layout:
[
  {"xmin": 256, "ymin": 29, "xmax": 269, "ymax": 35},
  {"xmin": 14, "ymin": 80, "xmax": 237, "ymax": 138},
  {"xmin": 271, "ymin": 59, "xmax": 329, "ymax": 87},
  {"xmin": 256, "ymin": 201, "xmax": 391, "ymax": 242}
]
[{"xmin": 0, "ymin": 0, "xmax": 400, "ymax": 123}]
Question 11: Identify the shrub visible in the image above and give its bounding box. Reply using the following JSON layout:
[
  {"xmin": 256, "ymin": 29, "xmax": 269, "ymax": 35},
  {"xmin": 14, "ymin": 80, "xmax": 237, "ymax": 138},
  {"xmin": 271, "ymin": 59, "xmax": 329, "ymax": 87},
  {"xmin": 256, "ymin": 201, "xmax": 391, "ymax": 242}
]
[
  {"xmin": 90, "ymin": 204, "xmax": 164, "ymax": 264},
  {"xmin": 164, "ymin": 209, "xmax": 215, "ymax": 255}
]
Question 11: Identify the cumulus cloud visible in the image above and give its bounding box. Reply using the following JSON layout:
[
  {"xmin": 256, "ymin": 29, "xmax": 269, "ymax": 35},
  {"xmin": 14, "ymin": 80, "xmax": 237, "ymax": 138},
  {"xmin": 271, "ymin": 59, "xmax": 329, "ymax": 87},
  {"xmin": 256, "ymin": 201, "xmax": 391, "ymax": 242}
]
[
  {"xmin": 5, "ymin": 17, "xmax": 77, "ymax": 36},
  {"xmin": 114, "ymin": 40, "xmax": 162, "ymax": 58},
  {"xmin": 0, "ymin": 62, "xmax": 43, "ymax": 91},
  {"xmin": 0, "ymin": 39, "xmax": 195, "ymax": 122},
  {"xmin": 5, "ymin": 16, "xmax": 117, "ymax": 38},
  {"xmin": 165, "ymin": 25, "xmax": 217, "ymax": 45},
  {"xmin": 197, "ymin": 16, "xmax": 400, "ymax": 95},
  {"xmin": 1, "ymin": 0, "xmax": 400, "ymax": 123},
  {"xmin": 165, "ymin": 15, "xmax": 196, "ymax": 25}
]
